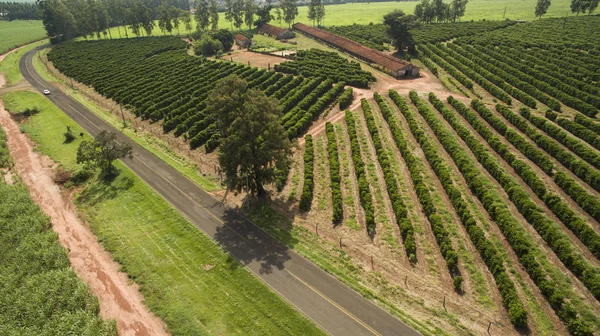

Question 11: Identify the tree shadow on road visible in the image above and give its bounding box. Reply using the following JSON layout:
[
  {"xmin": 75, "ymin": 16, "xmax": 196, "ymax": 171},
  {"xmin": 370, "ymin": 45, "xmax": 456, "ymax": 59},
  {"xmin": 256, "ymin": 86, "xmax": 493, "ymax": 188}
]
[{"xmin": 213, "ymin": 204, "xmax": 293, "ymax": 275}]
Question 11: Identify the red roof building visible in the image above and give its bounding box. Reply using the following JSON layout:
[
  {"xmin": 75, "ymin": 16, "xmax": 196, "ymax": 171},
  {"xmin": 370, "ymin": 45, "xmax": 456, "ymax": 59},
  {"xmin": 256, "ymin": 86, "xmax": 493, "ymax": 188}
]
[{"xmin": 293, "ymin": 23, "xmax": 419, "ymax": 78}]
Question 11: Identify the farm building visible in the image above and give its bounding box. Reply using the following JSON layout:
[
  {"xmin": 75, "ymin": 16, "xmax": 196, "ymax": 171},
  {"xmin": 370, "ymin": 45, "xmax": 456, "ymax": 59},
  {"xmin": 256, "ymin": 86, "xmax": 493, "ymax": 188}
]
[
  {"xmin": 293, "ymin": 23, "xmax": 419, "ymax": 78},
  {"xmin": 257, "ymin": 23, "xmax": 296, "ymax": 40},
  {"xmin": 234, "ymin": 34, "xmax": 253, "ymax": 48}
]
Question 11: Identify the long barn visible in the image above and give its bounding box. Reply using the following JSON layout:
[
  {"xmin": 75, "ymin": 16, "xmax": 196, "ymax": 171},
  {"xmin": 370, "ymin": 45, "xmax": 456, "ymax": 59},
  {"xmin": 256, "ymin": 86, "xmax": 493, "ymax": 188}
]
[{"xmin": 293, "ymin": 23, "xmax": 419, "ymax": 79}]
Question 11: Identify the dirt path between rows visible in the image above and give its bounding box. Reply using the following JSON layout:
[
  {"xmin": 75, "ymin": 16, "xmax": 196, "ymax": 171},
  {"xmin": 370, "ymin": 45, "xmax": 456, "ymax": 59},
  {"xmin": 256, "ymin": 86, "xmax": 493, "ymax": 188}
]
[{"xmin": 0, "ymin": 102, "xmax": 169, "ymax": 336}]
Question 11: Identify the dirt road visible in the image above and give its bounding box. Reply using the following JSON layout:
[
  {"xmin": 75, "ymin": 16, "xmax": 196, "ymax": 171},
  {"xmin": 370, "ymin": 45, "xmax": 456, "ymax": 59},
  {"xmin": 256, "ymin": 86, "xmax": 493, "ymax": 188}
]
[{"xmin": 0, "ymin": 102, "xmax": 169, "ymax": 336}]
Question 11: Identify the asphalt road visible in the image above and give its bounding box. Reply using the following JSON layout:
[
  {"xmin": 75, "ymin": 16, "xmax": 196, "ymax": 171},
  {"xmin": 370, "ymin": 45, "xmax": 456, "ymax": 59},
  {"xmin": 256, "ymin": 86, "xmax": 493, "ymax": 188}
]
[{"xmin": 21, "ymin": 47, "xmax": 422, "ymax": 336}]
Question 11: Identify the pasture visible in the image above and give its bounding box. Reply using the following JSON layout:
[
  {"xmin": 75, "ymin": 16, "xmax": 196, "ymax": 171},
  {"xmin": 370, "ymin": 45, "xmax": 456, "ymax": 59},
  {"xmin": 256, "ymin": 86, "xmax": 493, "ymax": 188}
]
[{"xmin": 0, "ymin": 20, "xmax": 46, "ymax": 54}]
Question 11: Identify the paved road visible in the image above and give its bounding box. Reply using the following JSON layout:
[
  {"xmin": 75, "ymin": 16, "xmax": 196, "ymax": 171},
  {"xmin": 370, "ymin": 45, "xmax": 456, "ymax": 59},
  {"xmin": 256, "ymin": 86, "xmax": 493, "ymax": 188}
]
[{"xmin": 21, "ymin": 47, "xmax": 422, "ymax": 336}]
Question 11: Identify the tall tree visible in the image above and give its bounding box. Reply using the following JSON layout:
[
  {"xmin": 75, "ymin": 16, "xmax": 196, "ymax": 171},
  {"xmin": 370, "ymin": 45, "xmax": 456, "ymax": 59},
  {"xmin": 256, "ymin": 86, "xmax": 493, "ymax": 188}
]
[
  {"xmin": 231, "ymin": 0, "xmax": 244, "ymax": 29},
  {"xmin": 157, "ymin": 1, "xmax": 172, "ymax": 35},
  {"xmin": 224, "ymin": 0, "xmax": 234, "ymax": 29},
  {"xmin": 209, "ymin": 0, "xmax": 219, "ymax": 30},
  {"xmin": 244, "ymin": 0, "xmax": 256, "ymax": 29},
  {"xmin": 307, "ymin": 0, "xmax": 317, "ymax": 26},
  {"xmin": 169, "ymin": 6, "xmax": 181, "ymax": 35},
  {"xmin": 383, "ymin": 9, "xmax": 418, "ymax": 52},
  {"xmin": 316, "ymin": 0, "xmax": 325, "ymax": 26},
  {"xmin": 37, "ymin": 0, "xmax": 79, "ymax": 40},
  {"xmin": 535, "ymin": 0, "xmax": 551, "ymax": 18},
  {"xmin": 181, "ymin": 9, "xmax": 192, "ymax": 32},
  {"xmin": 255, "ymin": 4, "xmax": 273, "ymax": 25},
  {"xmin": 205, "ymin": 75, "xmax": 292, "ymax": 196},
  {"xmin": 449, "ymin": 0, "xmax": 467, "ymax": 22},
  {"xmin": 195, "ymin": 0, "xmax": 210, "ymax": 31},
  {"xmin": 274, "ymin": 2, "xmax": 282, "ymax": 25},
  {"xmin": 281, "ymin": 0, "xmax": 297, "ymax": 27},
  {"xmin": 77, "ymin": 131, "xmax": 133, "ymax": 176}
]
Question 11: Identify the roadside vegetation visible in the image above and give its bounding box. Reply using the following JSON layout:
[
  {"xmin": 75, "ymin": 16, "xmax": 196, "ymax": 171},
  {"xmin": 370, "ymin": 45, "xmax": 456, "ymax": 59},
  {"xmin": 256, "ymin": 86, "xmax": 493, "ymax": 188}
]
[
  {"xmin": 0, "ymin": 90, "xmax": 325, "ymax": 336},
  {"xmin": 0, "ymin": 125, "xmax": 117, "ymax": 335}
]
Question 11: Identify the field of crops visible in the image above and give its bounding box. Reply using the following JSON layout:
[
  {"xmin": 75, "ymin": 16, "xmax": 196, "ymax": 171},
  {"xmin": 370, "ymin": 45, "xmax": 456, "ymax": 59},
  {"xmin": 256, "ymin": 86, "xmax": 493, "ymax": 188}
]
[
  {"xmin": 269, "ymin": 17, "xmax": 600, "ymax": 334},
  {"xmin": 48, "ymin": 37, "xmax": 346, "ymax": 148},
  {"xmin": 0, "ymin": 20, "xmax": 46, "ymax": 54},
  {"xmin": 274, "ymin": 49, "xmax": 376, "ymax": 88},
  {"xmin": 38, "ymin": 13, "xmax": 600, "ymax": 335},
  {"xmin": 0, "ymin": 127, "xmax": 116, "ymax": 335}
]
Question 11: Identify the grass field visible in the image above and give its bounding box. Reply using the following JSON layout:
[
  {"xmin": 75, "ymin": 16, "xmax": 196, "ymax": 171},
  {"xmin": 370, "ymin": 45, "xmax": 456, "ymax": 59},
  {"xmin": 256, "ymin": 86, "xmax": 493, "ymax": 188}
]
[
  {"xmin": 85, "ymin": 0, "xmax": 574, "ymax": 40},
  {"xmin": 0, "ymin": 90, "xmax": 325, "ymax": 336},
  {"xmin": 0, "ymin": 40, "xmax": 47, "ymax": 86},
  {"xmin": 0, "ymin": 20, "xmax": 46, "ymax": 55}
]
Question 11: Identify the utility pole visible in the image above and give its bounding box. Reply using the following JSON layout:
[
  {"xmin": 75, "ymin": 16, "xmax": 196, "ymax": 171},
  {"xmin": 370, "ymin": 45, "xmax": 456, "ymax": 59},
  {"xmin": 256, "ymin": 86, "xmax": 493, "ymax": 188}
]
[
  {"xmin": 503, "ymin": 6, "xmax": 507, "ymax": 19},
  {"xmin": 119, "ymin": 105, "xmax": 126, "ymax": 126}
]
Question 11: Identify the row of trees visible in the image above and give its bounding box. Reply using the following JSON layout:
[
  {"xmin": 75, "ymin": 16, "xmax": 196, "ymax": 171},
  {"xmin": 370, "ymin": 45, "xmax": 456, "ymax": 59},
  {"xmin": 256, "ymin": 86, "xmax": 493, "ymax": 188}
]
[
  {"xmin": 536, "ymin": 0, "xmax": 598, "ymax": 18},
  {"xmin": 360, "ymin": 98, "xmax": 417, "ymax": 258},
  {"xmin": 0, "ymin": 2, "xmax": 39, "ymax": 20},
  {"xmin": 373, "ymin": 93, "xmax": 459, "ymax": 279},
  {"xmin": 388, "ymin": 90, "xmax": 527, "ymax": 327},
  {"xmin": 413, "ymin": 0, "xmax": 468, "ymax": 23},
  {"xmin": 37, "ymin": 0, "xmax": 193, "ymax": 41},
  {"xmin": 325, "ymin": 122, "xmax": 343, "ymax": 223},
  {"xmin": 408, "ymin": 91, "xmax": 594, "ymax": 334}
]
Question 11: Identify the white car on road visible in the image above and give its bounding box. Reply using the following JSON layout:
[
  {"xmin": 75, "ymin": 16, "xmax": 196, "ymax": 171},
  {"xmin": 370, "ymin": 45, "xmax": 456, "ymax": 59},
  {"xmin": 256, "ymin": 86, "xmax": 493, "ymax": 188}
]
[{"xmin": 43, "ymin": 89, "xmax": 50, "ymax": 95}]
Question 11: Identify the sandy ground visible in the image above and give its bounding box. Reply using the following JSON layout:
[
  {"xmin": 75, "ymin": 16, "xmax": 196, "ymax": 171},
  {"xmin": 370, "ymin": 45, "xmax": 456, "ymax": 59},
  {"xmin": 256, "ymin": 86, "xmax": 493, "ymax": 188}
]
[
  {"xmin": 0, "ymin": 102, "xmax": 169, "ymax": 336},
  {"xmin": 226, "ymin": 48, "xmax": 286, "ymax": 69}
]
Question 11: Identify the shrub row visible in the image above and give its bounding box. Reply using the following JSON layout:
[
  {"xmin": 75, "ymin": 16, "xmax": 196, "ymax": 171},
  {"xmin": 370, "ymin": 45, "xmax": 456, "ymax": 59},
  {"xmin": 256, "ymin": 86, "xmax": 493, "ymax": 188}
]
[
  {"xmin": 473, "ymin": 102, "xmax": 600, "ymax": 224},
  {"xmin": 416, "ymin": 51, "xmax": 438, "ymax": 77},
  {"xmin": 286, "ymin": 82, "xmax": 345, "ymax": 139},
  {"xmin": 339, "ymin": 87, "xmax": 354, "ymax": 110},
  {"xmin": 407, "ymin": 91, "xmax": 593, "ymax": 335},
  {"xmin": 469, "ymin": 100, "xmax": 554, "ymax": 174},
  {"xmin": 345, "ymin": 110, "xmax": 376, "ymax": 236},
  {"xmin": 326, "ymin": 122, "xmax": 343, "ymax": 223},
  {"xmin": 418, "ymin": 45, "xmax": 473, "ymax": 90},
  {"xmin": 461, "ymin": 99, "xmax": 600, "ymax": 259},
  {"xmin": 374, "ymin": 93, "xmax": 458, "ymax": 273},
  {"xmin": 449, "ymin": 43, "xmax": 568, "ymax": 112},
  {"xmin": 422, "ymin": 44, "xmax": 513, "ymax": 105},
  {"xmin": 496, "ymin": 105, "xmax": 600, "ymax": 193},
  {"xmin": 555, "ymin": 118, "xmax": 600, "ymax": 151},
  {"xmin": 274, "ymin": 49, "xmax": 376, "ymax": 88},
  {"xmin": 520, "ymin": 109, "xmax": 600, "ymax": 170},
  {"xmin": 360, "ymin": 99, "xmax": 416, "ymax": 261},
  {"xmin": 299, "ymin": 135, "xmax": 315, "ymax": 211},
  {"xmin": 388, "ymin": 90, "xmax": 527, "ymax": 327},
  {"xmin": 469, "ymin": 44, "xmax": 600, "ymax": 116},
  {"xmin": 437, "ymin": 43, "xmax": 539, "ymax": 108},
  {"xmin": 496, "ymin": 46, "xmax": 597, "ymax": 95},
  {"xmin": 429, "ymin": 93, "xmax": 600, "ymax": 302},
  {"xmin": 575, "ymin": 113, "xmax": 600, "ymax": 135}
]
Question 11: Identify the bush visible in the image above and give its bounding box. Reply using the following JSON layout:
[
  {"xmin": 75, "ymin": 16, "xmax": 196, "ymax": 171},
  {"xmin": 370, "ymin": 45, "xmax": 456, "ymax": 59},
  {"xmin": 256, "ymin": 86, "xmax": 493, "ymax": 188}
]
[
  {"xmin": 453, "ymin": 276, "xmax": 463, "ymax": 291},
  {"xmin": 63, "ymin": 126, "xmax": 75, "ymax": 143},
  {"xmin": 325, "ymin": 123, "xmax": 343, "ymax": 223},
  {"xmin": 195, "ymin": 35, "xmax": 224, "ymax": 57},
  {"xmin": 299, "ymin": 135, "xmax": 314, "ymax": 211},
  {"xmin": 211, "ymin": 29, "xmax": 234, "ymax": 51},
  {"xmin": 339, "ymin": 87, "xmax": 354, "ymax": 110}
]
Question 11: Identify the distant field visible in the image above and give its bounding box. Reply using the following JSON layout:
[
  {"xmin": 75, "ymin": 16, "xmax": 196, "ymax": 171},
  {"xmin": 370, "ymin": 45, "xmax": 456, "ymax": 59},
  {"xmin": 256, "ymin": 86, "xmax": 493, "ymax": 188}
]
[
  {"xmin": 0, "ymin": 20, "xmax": 46, "ymax": 54},
  {"xmin": 88, "ymin": 0, "xmax": 574, "ymax": 40}
]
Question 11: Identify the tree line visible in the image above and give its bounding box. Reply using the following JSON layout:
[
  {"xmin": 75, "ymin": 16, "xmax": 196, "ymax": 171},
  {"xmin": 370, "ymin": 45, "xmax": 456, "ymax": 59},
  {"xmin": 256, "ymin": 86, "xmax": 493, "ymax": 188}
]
[
  {"xmin": 413, "ymin": 0, "xmax": 468, "ymax": 23},
  {"xmin": 37, "ymin": 0, "xmax": 191, "ymax": 41},
  {"xmin": 0, "ymin": 2, "xmax": 39, "ymax": 20},
  {"xmin": 536, "ymin": 0, "xmax": 599, "ymax": 18}
]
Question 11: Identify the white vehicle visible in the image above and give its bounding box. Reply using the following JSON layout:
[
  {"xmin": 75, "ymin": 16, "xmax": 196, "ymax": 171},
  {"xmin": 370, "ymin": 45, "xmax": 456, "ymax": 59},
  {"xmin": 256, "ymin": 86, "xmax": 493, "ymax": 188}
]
[{"xmin": 43, "ymin": 89, "xmax": 50, "ymax": 95}]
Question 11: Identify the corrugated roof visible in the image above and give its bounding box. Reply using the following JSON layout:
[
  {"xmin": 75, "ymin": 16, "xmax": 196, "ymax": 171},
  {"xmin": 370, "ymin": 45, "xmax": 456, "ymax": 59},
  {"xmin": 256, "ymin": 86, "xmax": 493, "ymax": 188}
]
[
  {"xmin": 293, "ymin": 23, "xmax": 411, "ymax": 72},
  {"xmin": 234, "ymin": 34, "xmax": 250, "ymax": 41},
  {"xmin": 258, "ymin": 23, "xmax": 287, "ymax": 37}
]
